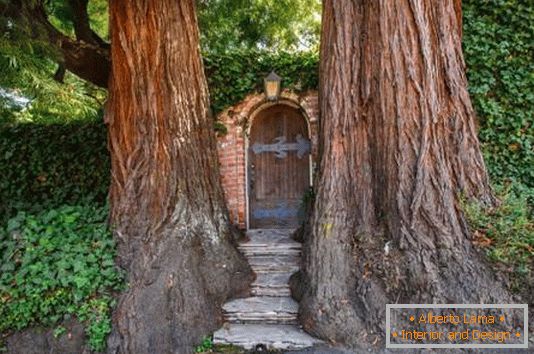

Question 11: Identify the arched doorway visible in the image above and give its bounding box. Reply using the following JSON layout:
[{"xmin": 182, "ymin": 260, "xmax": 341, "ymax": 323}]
[{"xmin": 247, "ymin": 104, "xmax": 311, "ymax": 229}]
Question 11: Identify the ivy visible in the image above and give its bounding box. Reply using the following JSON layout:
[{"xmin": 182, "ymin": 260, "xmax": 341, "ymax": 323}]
[
  {"xmin": 463, "ymin": 0, "xmax": 534, "ymax": 187},
  {"xmin": 0, "ymin": 4, "xmax": 533, "ymax": 350},
  {"xmin": 204, "ymin": 49, "xmax": 318, "ymax": 114},
  {"xmin": 0, "ymin": 122, "xmax": 109, "ymax": 223},
  {"xmin": 0, "ymin": 50, "xmax": 319, "ymax": 224},
  {"xmin": 463, "ymin": 183, "xmax": 534, "ymax": 288},
  {"xmin": 0, "ymin": 204, "xmax": 124, "ymax": 352}
]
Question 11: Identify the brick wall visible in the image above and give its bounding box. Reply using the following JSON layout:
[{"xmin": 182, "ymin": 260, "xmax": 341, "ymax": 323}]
[{"xmin": 216, "ymin": 90, "xmax": 319, "ymax": 229}]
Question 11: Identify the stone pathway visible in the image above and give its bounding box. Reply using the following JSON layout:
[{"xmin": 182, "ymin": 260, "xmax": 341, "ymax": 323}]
[{"xmin": 213, "ymin": 229, "xmax": 322, "ymax": 350}]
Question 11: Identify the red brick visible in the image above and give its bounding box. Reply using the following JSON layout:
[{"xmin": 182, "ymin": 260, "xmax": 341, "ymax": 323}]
[{"xmin": 216, "ymin": 90, "xmax": 318, "ymax": 229}]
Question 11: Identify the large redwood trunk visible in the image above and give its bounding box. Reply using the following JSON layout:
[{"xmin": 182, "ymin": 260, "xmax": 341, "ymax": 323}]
[
  {"xmin": 105, "ymin": 1, "xmax": 252, "ymax": 353},
  {"xmin": 296, "ymin": 0, "xmax": 512, "ymax": 348}
]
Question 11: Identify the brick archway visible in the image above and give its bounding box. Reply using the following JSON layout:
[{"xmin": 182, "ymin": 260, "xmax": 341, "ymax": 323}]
[{"xmin": 217, "ymin": 91, "xmax": 319, "ymax": 229}]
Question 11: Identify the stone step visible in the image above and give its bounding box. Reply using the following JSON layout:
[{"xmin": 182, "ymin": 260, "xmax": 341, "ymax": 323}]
[
  {"xmin": 251, "ymin": 287, "xmax": 291, "ymax": 297},
  {"xmin": 250, "ymin": 272, "xmax": 293, "ymax": 297},
  {"xmin": 246, "ymin": 229, "xmax": 296, "ymax": 240},
  {"xmin": 239, "ymin": 241, "xmax": 301, "ymax": 249},
  {"xmin": 226, "ymin": 314, "xmax": 297, "ymax": 325},
  {"xmin": 239, "ymin": 241, "xmax": 301, "ymax": 248},
  {"xmin": 248, "ymin": 256, "xmax": 300, "ymax": 273},
  {"xmin": 213, "ymin": 324, "xmax": 322, "ymax": 350},
  {"xmin": 240, "ymin": 237, "xmax": 300, "ymax": 245},
  {"xmin": 225, "ymin": 314, "xmax": 298, "ymax": 324},
  {"xmin": 240, "ymin": 247, "xmax": 301, "ymax": 257},
  {"xmin": 223, "ymin": 296, "xmax": 298, "ymax": 324},
  {"xmin": 252, "ymin": 272, "xmax": 292, "ymax": 288},
  {"xmin": 245, "ymin": 229, "xmax": 298, "ymax": 245},
  {"xmin": 239, "ymin": 242, "xmax": 301, "ymax": 252}
]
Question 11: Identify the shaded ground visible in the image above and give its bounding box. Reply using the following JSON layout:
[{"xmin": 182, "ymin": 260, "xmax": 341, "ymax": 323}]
[{"xmin": 212, "ymin": 340, "xmax": 534, "ymax": 354}]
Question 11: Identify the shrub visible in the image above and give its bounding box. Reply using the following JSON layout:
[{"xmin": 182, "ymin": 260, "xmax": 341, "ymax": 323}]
[
  {"xmin": 1, "ymin": 29, "xmax": 531, "ymax": 225},
  {"xmin": 463, "ymin": 0, "xmax": 534, "ymax": 187},
  {"xmin": 195, "ymin": 336, "xmax": 214, "ymax": 353},
  {"xmin": 463, "ymin": 183, "xmax": 534, "ymax": 282},
  {"xmin": 0, "ymin": 122, "xmax": 109, "ymax": 223},
  {"xmin": 0, "ymin": 204, "xmax": 123, "ymax": 352},
  {"xmin": 204, "ymin": 49, "xmax": 318, "ymax": 114}
]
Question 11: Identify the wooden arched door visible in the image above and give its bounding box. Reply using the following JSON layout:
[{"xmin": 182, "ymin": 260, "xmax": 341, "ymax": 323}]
[{"xmin": 248, "ymin": 104, "xmax": 311, "ymax": 229}]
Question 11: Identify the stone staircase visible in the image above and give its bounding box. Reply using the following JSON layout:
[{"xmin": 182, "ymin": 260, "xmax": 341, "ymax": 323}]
[{"xmin": 213, "ymin": 229, "xmax": 322, "ymax": 350}]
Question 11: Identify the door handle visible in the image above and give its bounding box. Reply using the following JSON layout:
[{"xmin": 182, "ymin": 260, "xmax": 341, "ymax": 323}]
[{"xmin": 249, "ymin": 163, "xmax": 255, "ymax": 190}]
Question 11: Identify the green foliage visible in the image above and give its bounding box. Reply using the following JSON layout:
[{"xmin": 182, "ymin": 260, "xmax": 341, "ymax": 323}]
[
  {"xmin": 198, "ymin": 0, "xmax": 321, "ymax": 51},
  {"xmin": 0, "ymin": 1, "xmax": 529, "ymax": 352},
  {"xmin": 0, "ymin": 48, "xmax": 318, "ymax": 223},
  {"xmin": 46, "ymin": 0, "xmax": 109, "ymax": 40},
  {"xmin": 0, "ymin": 0, "xmax": 106, "ymax": 126},
  {"xmin": 2, "ymin": 0, "xmax": 528, "ymax": 188},
  {"xmin": 0, "ymin": 204, "xmax": 124, "ymax": 352},
  {"xmin": 86, "ymin": 0, "xmax": 110, "ymax": 40},
  {"xmin": 0, "ymin": 122, "xmax": 109, "ymax": 223},
  {"xmin": 195, "ymin": 336, "xmax": 214, "ymax": 353},
  {"xmin": 204, "ymin": 49, "xmax": 318, "ymax": 114},
  {"xmin": 463, "ymin": 183, "xmax": 534, "ymax": 278},
  {"xmin": 463, "ymin": 0, "xmax": 534, "ymax": 187},
  {"xmin": 52, "ymin": 324, "xmax": 66, "ymax": 338}
]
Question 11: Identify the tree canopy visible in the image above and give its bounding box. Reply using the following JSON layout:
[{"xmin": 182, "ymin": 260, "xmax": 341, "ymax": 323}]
[
  {"xmin": 1, "ymin": 0, "xmax": 532, "ymax": 190},
  {"xmin": 0, "ymin": 0, "xmax": 321, "ymax": 125},
  {"xmin": 198, "ymin": 0, "xmax": 321, "ymax": 52}
]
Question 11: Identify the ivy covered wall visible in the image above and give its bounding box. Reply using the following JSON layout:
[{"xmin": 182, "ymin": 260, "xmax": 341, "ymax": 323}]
[
  {"xmin": 463, "ymin": 0, "xmax": 533, "ymax": 188},
  {"xmin": 1, "ymin": 0, "xmax": 533, "ymax": 225}
]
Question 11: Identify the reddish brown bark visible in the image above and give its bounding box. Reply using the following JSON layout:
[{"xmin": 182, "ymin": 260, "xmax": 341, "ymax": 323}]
[
  {"xmin": 296, "ymin": 0, "xmax": 511, "ymax": 348},
  {"xmin": 105, "ymin": 1, "xmax": 252, "ymax": 353}
]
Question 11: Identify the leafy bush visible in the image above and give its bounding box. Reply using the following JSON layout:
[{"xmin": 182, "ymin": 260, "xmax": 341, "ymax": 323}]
[
  {"xmin": 0, "ymin": 204, "xmax": 123, "ymax": 351},
  {"xmin": 195, "ymin": 336, "xmax": 214, "ymax": 353},
  {"xmin": 0, "ymin": 122, "xmax": 110, "ymax": 223},
  {"xmin": 204, "ymin": 49, "xmax": 318, "ymax": 114},
  {"xmin": 1, "ymin": 3, "xmax": 106, "ymax": 127},
  {"xmin": 464, "ymin": 183, "xmax": 534, "ymax": 280},
  {"xmin": 0, "ymin": 46, "xmax": 105, "ymax": 127},
  {"xmin": 463, "ymin": 0, "xmax": 534, "ymax": 187},
  {"xmin": 0, "ymin": 50, "xmax": 320, "ymax": 223}
]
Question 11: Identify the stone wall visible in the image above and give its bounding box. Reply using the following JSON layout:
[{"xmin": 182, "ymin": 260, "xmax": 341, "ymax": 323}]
[{"xmin": 216, "ymin": 90, "xmax": 319, "ymax": 229}]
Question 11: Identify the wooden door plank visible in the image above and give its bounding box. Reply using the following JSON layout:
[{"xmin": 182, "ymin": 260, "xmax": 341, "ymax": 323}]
[{"xmin": 249, "ymin": 105, "xmax": 310, "ymax": 228}]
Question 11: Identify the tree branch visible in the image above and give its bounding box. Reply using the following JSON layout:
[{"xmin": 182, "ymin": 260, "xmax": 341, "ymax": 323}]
[
  {"xmin": 68, "ymin": 0, "xmax": 109, "ymax": 48},
  {"xmin": 53, "ymin": 64, "xmax": 66, "ymax": 83},
  {"xmin": 1, "ymin": 0, "xmax": 110, "ymax": 88}
]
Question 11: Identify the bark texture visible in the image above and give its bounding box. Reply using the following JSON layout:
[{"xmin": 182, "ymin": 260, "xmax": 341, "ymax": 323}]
[
  {"xmin": 105, "ymin": 1, "xmax": 252, "ymax": 353},
  {"xmin": 297, "ymin": 0, "xmax": 512, "ymax": 348}
]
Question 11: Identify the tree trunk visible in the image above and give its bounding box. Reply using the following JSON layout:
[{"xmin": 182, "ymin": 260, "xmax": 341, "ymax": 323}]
[
  {"xmin": 297, "ymin": 0, "xmax": 512, "ymax": 348},
  {"xmin": 105, "ymin": 1, "xmax": 252, "ymax": 353}
]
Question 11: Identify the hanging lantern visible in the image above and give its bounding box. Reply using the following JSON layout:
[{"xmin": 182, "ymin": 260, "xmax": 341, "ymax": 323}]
[{"xmin": 264, "ymin": 71, "xmax": 282, "ymax": 101}]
